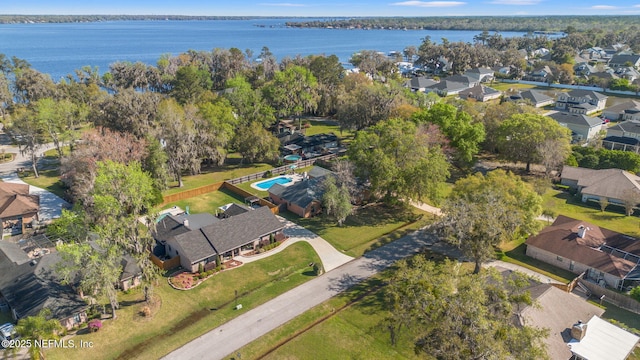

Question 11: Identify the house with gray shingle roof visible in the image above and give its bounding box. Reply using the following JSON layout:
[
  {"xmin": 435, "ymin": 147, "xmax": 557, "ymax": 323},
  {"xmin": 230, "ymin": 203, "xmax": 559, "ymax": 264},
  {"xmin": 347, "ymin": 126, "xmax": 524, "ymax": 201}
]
[
  {"xmin": 423, "ymin": 80, "xmax": 469, "ymax": 97},
  {"xmin": 518, "ymin": 283, "xmax": 605, "ymax": 360},
  {"xmin": 269, "ymin": 176, "xmax": 326, "ymax": 218},
  {"xmin": 0, "ymin": 241, "xmax": 88, "ymax": 330},
  {"xmin": 548, "ymin": 112, "xmax": 603, "ymax": 142},
  {"xmin": 607, "ymin": 119, "xmax": 640, "ymax": 140},
  {"xmin": 404, "ymin": 76, "xmax": 438, "ymax": 92},
  {"xmin": 160, "ymin": 206, "xmax": 284, "ymax": 272},
  {"xmin": 609, "ymin": 54, "xmax": 640, "ymax": 69},
  {"xmin": 463, "ymin": 67, "xmax": 494, "ymax": 83},
  {"xmin": 555, "ymin": 90, "xmax": 608, "ymax": 115},
  {"xmin": 603, "ymin": 100, "xmax": 640, "ymax": 122},
  {"xmin": 515, "ymin": 89, "xmax": 555, "ymax": 108},
  {"xmin": 458, "ymin": 84, "xmax": 501, "ymax": 102}
]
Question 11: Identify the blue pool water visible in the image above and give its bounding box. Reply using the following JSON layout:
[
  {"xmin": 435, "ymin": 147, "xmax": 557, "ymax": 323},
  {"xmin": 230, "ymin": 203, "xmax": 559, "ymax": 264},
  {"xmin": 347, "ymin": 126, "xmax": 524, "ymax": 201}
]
[
  {"xmin": 284, "ymin": 155, "xmax": 301, "ymax": 161},
  {"xmin": 254, "ymin": 176, "xmax": 292, "ymax": 190}
]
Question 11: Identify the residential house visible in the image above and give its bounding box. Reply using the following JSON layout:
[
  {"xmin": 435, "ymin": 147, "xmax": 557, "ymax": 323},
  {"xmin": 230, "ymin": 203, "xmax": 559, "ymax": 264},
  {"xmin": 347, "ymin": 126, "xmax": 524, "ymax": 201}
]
[
  {"xmin": 525, "ymin": 215, "xmax": 640, "ymax": 290},
  {"xmin": 603, "ymin": 100, "xmax": 640, "ymax": 122},
  {"xmin": 581, "ymin": 47, "xmax": 608, "ymax": 61},
  {"xmin": 463, "ymin": 67, "xmax": 494, "ymax": 83},
  {"xmin": 284, "ymin": 133, "xmax": 340, "ymax": 158},
  {"xmin": 0, "ymin": 183, "xmax": 39, "ymax": 236},
  {"xmin": 158, "ymin": 206, "xmax": 284, "ymax": 272},
  {"xmin": 567, "ymin": 315, "xmax": 639, "ymax": 360},
  {"xmin": 609, "ymin": 54, "xmax": 640, "ymax": 69},
  {"xmin": 404, "ymin": 76, "xmax": 438, "ymax": 92},
  {"xmin": 0, "ymin": 240, "xmax": 88, "ymax": 330},
  {"xmin": 525, "ymin": 65, "xmax": 553, "ymax": 82},
  {"xmin": 520, "ymin": 282, "xmax": 638, "ymax": 360},
  {"xmin": 555, "ymin": 90, "xmax": 608, "ymax": 115},
  {"xmin": 508, "ymin": 89, "xmax": 555, "ymax": 108},
  {"xmin": 615, "ymin": 66, "xmax": 640, "ymax": 83},
  {"xmin": 602, "ymin": 136, "xmax": 640, "ymax": 154},
  {"xmin": 607, "ymin": 120, "xmax": 640, "ymax": 140},
  {"xmin": 458, "ymin": 84, "xmax": 501, "ymax": 102},
  {"xmin": 517, "ymin": 282, "xmax": 605, "ymax": 360},
  {"xmin": 443, "ymin": 74, "xmax": 478, "ymax": 87},
  {"xmin": 269, "ymin": 176, "xmax": 326, "ymax": 218},
  {"xmin": 574, "ymin": 62, "xmax": 597, "ymax": 76},
  {"xmin": 560, "ymin": 165, "xmax": 640, "ymax": 206},
  {"xmin": 548, "ymin": 112, "xmax": 603, "ymax": 142},
  {"xmin": 423, "ymin": 80, "xmax": 469, "ymax": 97}
]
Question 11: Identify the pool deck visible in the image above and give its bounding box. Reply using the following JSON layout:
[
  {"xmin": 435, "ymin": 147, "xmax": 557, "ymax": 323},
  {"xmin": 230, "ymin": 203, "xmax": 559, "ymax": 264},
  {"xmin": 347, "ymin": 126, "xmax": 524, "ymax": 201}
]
[{"xmin": 250, "ymin": 174, "xmax": 304, "ymax": 191}]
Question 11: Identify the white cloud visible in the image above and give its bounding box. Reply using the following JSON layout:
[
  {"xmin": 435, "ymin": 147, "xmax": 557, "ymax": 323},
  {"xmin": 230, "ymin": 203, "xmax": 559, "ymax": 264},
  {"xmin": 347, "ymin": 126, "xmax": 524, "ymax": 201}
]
[
  {"xmin": 488, "ymin": 0, "xmax": 541, "ymax": 4},
  {"xmin": 591, "ymin": 5, "xmax": 617, "ymax": 9},
  {"xmin": 391, "ymin": 1, "xmax": 466, "ymax": 7},
  {"xmin": 259, "ymin": 3, "xmax": 307, "ymax": 6}
]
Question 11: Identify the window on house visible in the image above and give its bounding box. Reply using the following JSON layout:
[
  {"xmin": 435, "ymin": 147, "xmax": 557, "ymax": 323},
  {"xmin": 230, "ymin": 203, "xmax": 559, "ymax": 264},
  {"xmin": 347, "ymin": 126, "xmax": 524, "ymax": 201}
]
[
  {"xmin": 74, "ymin": 313, "xmax": 81, "ymax": 324},
  {"xmin": 557, "ymin": 256, "xmax": 563, "ymax": 262}
]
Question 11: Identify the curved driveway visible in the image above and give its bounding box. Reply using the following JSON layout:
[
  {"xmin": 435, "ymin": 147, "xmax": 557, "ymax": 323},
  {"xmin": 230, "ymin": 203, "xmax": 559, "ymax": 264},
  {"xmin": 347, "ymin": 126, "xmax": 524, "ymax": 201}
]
[
  {"xmin": 235, "ymin": 218, "xmax": 354, "ymax": 272},
  {"xmin": 163, "ymin": 228, "xmax": 438, "ymax": 360}
]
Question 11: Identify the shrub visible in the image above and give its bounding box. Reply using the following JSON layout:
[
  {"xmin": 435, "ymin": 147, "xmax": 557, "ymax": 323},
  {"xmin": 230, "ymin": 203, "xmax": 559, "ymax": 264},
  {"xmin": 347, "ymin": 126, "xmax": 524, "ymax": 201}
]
[
  {"xmin": 198, "ymin": 263, "xmax": 204, "ymax": 274},
  {"xmin": 264, "ymin": 170, "xmax": 272, "ymax": 178},
  {"xmin": 140, "ymin": 306, "xmax": 152, "ymax": 317},
  {"xmin": 88, "ymin": 319, "xmax": 103, "ymax": 332},
  {"xmin": 631, "ymin": 287, "xmax": 640, "ymax": 302}
]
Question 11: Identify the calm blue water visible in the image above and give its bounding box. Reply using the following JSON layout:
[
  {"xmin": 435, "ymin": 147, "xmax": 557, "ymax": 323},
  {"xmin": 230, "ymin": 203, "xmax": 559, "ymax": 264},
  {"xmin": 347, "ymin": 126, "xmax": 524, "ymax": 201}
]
[
  {"xmin": 0, "ymin": 19, "xmax": 526, "ymax": 81},
  {"xmin": 255, "ymin": 176, "xmax": 292, "ymax": 190}
]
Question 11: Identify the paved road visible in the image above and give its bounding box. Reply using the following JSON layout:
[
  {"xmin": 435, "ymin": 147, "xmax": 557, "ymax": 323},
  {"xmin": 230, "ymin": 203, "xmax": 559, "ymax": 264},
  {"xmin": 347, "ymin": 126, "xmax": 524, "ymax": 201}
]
[{"xmin": 163, "ymin": 228, "xmax": 442, "ymax": 360}]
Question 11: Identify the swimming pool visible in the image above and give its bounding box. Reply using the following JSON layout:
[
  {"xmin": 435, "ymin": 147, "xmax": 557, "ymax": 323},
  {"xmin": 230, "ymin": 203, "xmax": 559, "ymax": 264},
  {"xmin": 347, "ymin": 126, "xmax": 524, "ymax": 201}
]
[{"xmin": 251, "ymin": 176, "xmax": 293, "ymax": 191}]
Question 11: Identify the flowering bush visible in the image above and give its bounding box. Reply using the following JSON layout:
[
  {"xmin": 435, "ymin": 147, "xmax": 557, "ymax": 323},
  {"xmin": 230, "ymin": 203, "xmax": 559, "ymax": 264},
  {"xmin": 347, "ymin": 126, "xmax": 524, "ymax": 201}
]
[{"xmin": 88, "ymin": 319, "xmax": 102, "ymax": 332}]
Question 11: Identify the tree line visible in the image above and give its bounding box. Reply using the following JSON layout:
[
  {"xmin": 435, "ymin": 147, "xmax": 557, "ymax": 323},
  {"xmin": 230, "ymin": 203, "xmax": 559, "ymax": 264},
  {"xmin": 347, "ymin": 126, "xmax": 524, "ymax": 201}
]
[{"xmin": 287, "ymin": 16, "xmax": 640, "ymax": 33}]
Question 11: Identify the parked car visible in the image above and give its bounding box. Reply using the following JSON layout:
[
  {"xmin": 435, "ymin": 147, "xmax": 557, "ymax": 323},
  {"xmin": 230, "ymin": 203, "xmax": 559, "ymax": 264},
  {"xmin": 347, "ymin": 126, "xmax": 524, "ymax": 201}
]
[{"xmin": 0, "ymin": 323, "xmax": 17, "ymax": 345}]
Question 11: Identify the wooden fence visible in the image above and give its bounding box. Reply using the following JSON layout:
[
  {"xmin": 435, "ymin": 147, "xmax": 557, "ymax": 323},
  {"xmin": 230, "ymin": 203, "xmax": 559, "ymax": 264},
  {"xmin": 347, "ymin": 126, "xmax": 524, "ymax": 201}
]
[
  {"xmin": 159, "ymin": 153, "xmax": 337, "ymax": 208},
  {"xmin": 150, "ymin": 253, "xmax": 181, "ymax": 271},
  {"xmin": 161, "ymin": 181, "xmax": 224, "ymax": 206},
  {"xmin": 578, "ymin": 278, "xmax": 640, "ymax": 315},
  {"xmin": 226, "ymin": 153, "xmax": 338, "ymax": 185}
]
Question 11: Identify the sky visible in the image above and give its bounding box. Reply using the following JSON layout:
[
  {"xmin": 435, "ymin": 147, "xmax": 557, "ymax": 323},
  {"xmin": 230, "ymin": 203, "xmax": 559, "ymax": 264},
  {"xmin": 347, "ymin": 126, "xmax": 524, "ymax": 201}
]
[{"xmin": 2, "ymin": 0, "xmax": 640, "ymax": 17}]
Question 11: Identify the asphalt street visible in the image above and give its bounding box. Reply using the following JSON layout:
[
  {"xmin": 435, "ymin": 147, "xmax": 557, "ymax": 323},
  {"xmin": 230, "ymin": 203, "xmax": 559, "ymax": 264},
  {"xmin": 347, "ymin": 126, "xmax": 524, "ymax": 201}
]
[{"xmin": 162, "ymin": 229, "xmax": 442, "ymax": 360}]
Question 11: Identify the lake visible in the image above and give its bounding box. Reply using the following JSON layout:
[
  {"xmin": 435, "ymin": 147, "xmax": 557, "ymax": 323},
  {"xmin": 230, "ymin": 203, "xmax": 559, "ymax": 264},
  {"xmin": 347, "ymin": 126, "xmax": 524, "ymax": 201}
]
[{"xmin": 0, "ymin": 19, "xmax": 526, "ymax": 81}]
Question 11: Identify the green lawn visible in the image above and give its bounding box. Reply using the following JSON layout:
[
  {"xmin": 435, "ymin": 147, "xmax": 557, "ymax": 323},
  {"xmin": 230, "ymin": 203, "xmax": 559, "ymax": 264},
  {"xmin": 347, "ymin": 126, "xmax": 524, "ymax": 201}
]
[
  {"xmin": 47, "ymin": 242, "xmax": 321, "ymax": 360},
  {"xmin": 542, "ymin": 188, "xmax": 640, "ymax": 237},
  {"xmin": 159, "ymin": 188, "xmax": 247, "ymax": 215},
  {"xmin": 279, "ymin": 204, "xmax": 433, "ymax": 258},
  {"xmin": 304, "ymin": 120, "xmax": 354, "ymax": 141},
  {"xmin": 228, "ymin": 252, "xmax": 450, "ymax": 360},
  {"xmin": 18, "ymin": 169, "xmax": 67, "ymax": 199},
  {"xmin": 491, "ymin": 82, "xmax": 536, "ymax": 91},
  {"xmin": 163, "ymin": 161, "xmax": 274, "ymax": 196}
]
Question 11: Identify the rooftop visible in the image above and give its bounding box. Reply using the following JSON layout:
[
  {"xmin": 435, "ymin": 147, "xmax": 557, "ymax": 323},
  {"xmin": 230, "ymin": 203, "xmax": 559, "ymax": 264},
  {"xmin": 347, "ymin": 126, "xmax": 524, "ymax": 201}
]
[{"xmin": 568, "ymin": 315, "xmax": 639, "ymax": 360}]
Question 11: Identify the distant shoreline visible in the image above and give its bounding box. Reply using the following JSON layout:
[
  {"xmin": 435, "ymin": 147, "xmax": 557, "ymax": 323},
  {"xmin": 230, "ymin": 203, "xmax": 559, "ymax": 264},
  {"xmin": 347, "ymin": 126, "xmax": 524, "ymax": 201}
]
[{"xmin": 0, "ymin": 15, "xmax": 634, "ymax": 33}]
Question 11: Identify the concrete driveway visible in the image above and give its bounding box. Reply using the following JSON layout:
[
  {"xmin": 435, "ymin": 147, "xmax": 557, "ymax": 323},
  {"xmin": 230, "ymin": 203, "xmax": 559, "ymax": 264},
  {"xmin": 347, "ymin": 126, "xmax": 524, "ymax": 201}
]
[
  {"xmin": 234, "ymin": 217, "xmax": 354, "ymax": 272},
  {"xmin": 0, "ymin": 173, "xmax": 69, "ymax": 221}
]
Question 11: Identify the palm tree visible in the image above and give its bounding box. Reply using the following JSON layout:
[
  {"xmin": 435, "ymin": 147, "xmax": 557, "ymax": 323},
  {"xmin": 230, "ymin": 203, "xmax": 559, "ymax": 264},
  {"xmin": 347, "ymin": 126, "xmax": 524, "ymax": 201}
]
[{"xmin": 15, "ymin": 308, "xmax": 63, "ymax": 360}]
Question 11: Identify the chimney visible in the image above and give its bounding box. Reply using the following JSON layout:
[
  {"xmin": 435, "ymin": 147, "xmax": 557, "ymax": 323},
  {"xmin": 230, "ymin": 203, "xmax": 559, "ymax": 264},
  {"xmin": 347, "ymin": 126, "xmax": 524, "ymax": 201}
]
[
  {"xmin": 571, "ymin": 320, "xmax": 588, "ymax": 341},
  {"xmin": 183, "ymin": 219, "xmax": 190, "ymax": 230},
  {"xmin": 577, "ymin": 225, "xmax": 588, "ymax": 239}
]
